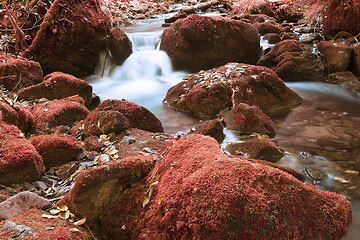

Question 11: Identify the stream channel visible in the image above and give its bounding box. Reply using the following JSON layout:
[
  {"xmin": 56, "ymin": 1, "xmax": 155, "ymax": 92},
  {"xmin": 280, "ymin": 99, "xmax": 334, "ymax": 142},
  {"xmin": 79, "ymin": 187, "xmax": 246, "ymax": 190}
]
[{"xmin": 86, "ymin": 18, "xmax": 360, "ymax": 239}]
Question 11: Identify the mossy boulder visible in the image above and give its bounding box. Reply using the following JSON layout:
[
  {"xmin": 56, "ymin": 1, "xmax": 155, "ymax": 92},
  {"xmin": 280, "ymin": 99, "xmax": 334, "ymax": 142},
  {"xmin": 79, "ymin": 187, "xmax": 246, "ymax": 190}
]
[{"xmin": 160, "ymin": 14, "xmax": 261, "ymax": 73}]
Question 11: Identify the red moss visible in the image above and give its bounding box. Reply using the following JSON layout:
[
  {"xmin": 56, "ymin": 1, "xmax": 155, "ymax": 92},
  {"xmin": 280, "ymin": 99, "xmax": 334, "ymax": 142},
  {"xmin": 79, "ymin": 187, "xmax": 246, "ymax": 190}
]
[
  {"xmin": 0, "ymin": 54, "xmax": 43, "ymax": 92},
  {"xmin": 31, "ymin": 135, "xmax": 84, "ymax": 168},
  {"xmin": 31, "ymin": 98, "xmax": 90, "ymax": 133},
  {"xmin": 0, "ymin": 122, "xmax": 45, "ymax": 185},
  {"xmin": 0, "ymin": 209, "xmax": 90, "ymax": 240},
  {"xmin": 0, "ymin": 100, "xmax": 35, "ymax": 133},
  {"xmin": 22, "ymin": 0, "xmax": 111, "ymax": 77},
  {"xmin": 160, "ymin": 14, "xmax": 261, "ymax": 73},
  {"xmin": 257, "ymin": 40, "xmax": 327, "ymax": 82},
  {"xmin": 18, "ymin": 72, "xmax": 93, "ymax": 106},
  {"xmin": 164, "ymin": 63, "xmax": 303, "ymax": 118},
  {"xmin": 223, "ymin": 103, "xmax": 276, "ymax": 136},
  {"xmin": 57, "ymin": 155, "xmax": 154, "ymax": 234},
  {"xmin": 83, "ymin": 110, "xmax": 131, "ymax": 136},
  {"xmin": 95, "ymin": 99, "xmax": 164, "ymax": 133},
  {"xmin": 323, "ymin": 0, "xmax": 360, "ymax": 37},
  {"xmin": 137, "ymin": 134, "xmax": 352, "ymax": 239}
]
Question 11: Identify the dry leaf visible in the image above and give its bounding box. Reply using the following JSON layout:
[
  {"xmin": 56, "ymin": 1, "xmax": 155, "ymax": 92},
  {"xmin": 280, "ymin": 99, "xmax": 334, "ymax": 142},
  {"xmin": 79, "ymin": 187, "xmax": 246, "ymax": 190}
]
[
  {"xmin": 74, "ymin": 218, "xmax": 86, "ymax": 226},
  {"xmin": 158, "ymin": 195, "xmax": 164, "ymax": 205},
  {"xmin": 56, "ymin": 205, "xmax": 68, "ymax": 212},
  {"xmin": 70, "ymin": 228, "xmax": 81, "ymax": 233},
  {"xmin": 50, "ymin": 209, "xmax": 61, "ymax": 215},
  {"xmin": 42, "ymin": 214, "xmax": 58, "ymax": 219},
  {"xmin": 59, "ymin": 210, "xmax": 70, "ymax": 220}
]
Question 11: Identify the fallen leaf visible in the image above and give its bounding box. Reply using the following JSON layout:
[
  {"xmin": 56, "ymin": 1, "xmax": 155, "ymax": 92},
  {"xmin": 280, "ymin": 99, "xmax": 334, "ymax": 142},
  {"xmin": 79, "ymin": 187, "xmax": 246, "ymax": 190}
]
[
  {"xmin": 56, "ymin": 205, "xmax": 68, "ymax": 212},
  {"xmin": 50, "ymin": 209, "xmax": 61, "ymax": 215},
  {"xmin": 70, "ymin": 228, "xmax": 81, "ymax": 233},
  {"xmin": 59, "ymin": 210, "xmax": 70, "ymax": 220},
  {"xmin": 74, "ymin": 218, "xmax": 86, "ymax": 226},
  {"xmin": 42, "ymin": 214, "xmax": 58, "ymax": 219}
]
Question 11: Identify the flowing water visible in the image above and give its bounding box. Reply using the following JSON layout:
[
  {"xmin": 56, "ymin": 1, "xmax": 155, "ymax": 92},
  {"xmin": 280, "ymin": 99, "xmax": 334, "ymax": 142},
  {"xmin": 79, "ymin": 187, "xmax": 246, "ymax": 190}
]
[{"xmin": 86, "ymin": 20, "xmax": 360, "ymax": 239}]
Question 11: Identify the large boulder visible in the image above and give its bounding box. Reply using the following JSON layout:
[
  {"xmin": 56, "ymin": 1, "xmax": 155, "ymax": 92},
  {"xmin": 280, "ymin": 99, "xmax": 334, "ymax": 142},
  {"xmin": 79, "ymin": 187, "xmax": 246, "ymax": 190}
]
[
  {"xmin": 18, "ymin": 72, "xmax": 93, "ymax": 106},
  {"xmin": 22, "ymin": 0, "xmax": 111, "ymax": 77},
  {"xmin": 223, "ymin": 103, "xmax": 276, "ymax": 136},
  {"xmin": 93, "ymin": 134, "xmax": 351, "ymax": 239},
  {"xmin": 163, "ymin": 63, "xmax": 302, "ymax": 118},
  {"xmin": 31, "ymin": 98, "xmax": 90, "ymax": 133},
  {"xmin": 108, "ymin": 27, "xmax": 133, "ymax": 65},
  {"xmin": 82, "ymin": 99, "xmax": 163, "ymax": 135},
  {"xmin": 0, "ymin": 99, "xmax": 35, "ymax": 133},
  {"xmin": 57, "ymin": 155, "xmax": 154, "ymax": 232},
  {"xmin": 0, "ymin": 209, "xmax": 90, "ymax": 240},
  {"xmin": 322, "ymin": 0, "xmax": 360, "ymax": 37},
  {"xmin": 317, "ymin": 41, "xmax": 353, "ymax": 73},
  {"xmin": 0, "ymin": 122, "xmax": 45, "ymax": 185},
  {"xmin": 352, "ymin": 42, "xmax": 360, "ymax": 74},
  {"xmin": 257, "ymin": 40, "xmax": 327, "ymax": 82},
  {"xmin": 0, "ymin": 52, "xmax": 43, "ymax": 91},
  {"xmin": 160, "ymin": 14, "xmax": 261, "ymax": 73},
  {"xmin": 31, "ymin": 135, "xmax": 84, "ymax": 168}
]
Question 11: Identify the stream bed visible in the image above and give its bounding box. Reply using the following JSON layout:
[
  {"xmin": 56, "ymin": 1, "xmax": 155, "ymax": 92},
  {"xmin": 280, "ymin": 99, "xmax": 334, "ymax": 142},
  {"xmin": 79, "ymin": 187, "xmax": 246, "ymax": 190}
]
[{"xmin": 86, "ymin": 19, "xmax": 360, "ymax": 239}]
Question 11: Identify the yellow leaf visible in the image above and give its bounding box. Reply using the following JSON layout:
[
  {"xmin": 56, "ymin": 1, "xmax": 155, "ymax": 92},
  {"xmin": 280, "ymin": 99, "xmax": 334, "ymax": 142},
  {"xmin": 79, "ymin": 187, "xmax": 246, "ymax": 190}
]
[
  {"xmin": 74, "ymin": 218, "xmax": 86, "ymax": 226},
  {"xmin": 158, "ymin": 195, "xmax": 164, "ymax": 205}
]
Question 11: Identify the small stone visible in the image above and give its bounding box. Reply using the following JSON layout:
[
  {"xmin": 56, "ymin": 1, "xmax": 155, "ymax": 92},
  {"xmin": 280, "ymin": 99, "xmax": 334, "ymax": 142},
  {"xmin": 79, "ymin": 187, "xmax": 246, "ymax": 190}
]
[{"xmin": 32, "ymin": 181, "xmax": 48, "ymax": 191}]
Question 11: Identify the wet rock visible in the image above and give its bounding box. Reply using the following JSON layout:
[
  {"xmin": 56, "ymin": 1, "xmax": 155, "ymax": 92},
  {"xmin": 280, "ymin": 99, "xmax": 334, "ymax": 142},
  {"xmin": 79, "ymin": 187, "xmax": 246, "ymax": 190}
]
[
  {"xmin": 231, "ymin": 13, "xmax": 275, "ymax": 25},
  {"xmin": 226, "ymin": 138, "xmax": 284, "ymax": 162},
  {"xmin": 31, "ymin": 135, "xmax": 84, "ymax": 168},
  {"xmin": 22, "ymin": 0, "xmax": 111, "ymax": 77},
  {"xmin": 57, "ymin": 155, "xmax": 154, "ymax": 229},
  {"xmin": 317, "ymin": 41, "xmax": 353, "ymax": 73},
  {"xmin": 322, "ymin": 0, "xmax": 360, "ymax": 37},
  {"xmin": 0, "ymin": 192, "xmax": 51, "ymax": 220},
  {"xmin": 164, "ymin": 12, "xmax": 187, "ymax": 23},
  {"xmin": 327, "ymin": 71, "xmax": 360, "ymax": 91},
  {"xmin": 189, "ymin": 119, "xmax": 225, "ymax": 143},
  {"xmin": 55, "ymin": 163, "xmax": 79, "ymax": 180},
  {"xmin": 263, "ymin": 33, "xmax": 281, "ymax": 44},
  {"xmin": 164, "ymin": 62, "xmax": 302, "ymax": 118},
  {"xmin": 91, "ymin": 99, "xmax": 163, "ymax": 133},
  {"xmin": 298, "ymin": 33, "xmax": 322, "ymax": 45},
  {"xmin": 100, "ymin": 134, "xmax": 351, "ymax": 239},
  {"xmin": 108, "ymin": 27, "xmax": 133, "ymax": 66},
  {"xmin": 0, "ymin": 99, "xmax": 35, "ymax": 133},
  {"xmin": 0, "ymin": 209, "xmax": 90, "ymax": 239},
  {"xmin": 84, "ymin": 136, "xmax": 105, "ymax": 152},
  {"xmin": 257, "ymin": 40, "xmax": 327, "ymax": 82},
  {"xmin": 278, "ymin": 4, "xmax": 303, "ymax": 22},
  {"xmin": 18, "ymin": 72, "xmax": 93, "ymax": 106},
  {"xmin": 280, "ymin": 32, "xmax": 299, "ymax": 41},
  {"xmin": 255, "ymin": 21, "xmax": 281, "ymax": 36},
  {"xmin": 353, "ymin": 42, "xmax": 360, "ymax": 74},
  {"xmin": 0, "ymin": 52, "xmax": 43, "ymax": 92},
  {"xmin": 31, "ymin": 98, "xmax": 90, "ymax": 134},
  {"xmin": 115, "ymin": 128, "xmax": 172, "ymax": 160},
  {"xmin": 223, "ymin": 103, "xmax": 276, "ymax": 136},
  {"xmin": 82, "ymin": 110, "xmax": 131, "ymax": 137},
  {"xmin": 160, "ymin": 14, "xmax": 261, "ymax": 73},
  {"xmin": 0, "ymin": 122, "xmax": 45, "ymax": 185}
]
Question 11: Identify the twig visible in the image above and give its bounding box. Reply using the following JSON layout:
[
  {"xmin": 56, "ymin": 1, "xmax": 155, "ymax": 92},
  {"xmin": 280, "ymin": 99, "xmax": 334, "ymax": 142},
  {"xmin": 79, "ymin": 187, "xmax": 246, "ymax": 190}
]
[{"xmin": 4, "ymin": 2, "xmax": 27, "ymax": 53}]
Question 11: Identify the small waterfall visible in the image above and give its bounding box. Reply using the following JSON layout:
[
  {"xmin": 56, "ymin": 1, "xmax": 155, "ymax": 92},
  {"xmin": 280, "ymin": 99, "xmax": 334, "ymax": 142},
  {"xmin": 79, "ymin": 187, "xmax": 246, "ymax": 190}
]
[{"xmin": 87, "ymin": 30, "xmax": 187, "ymax": 113}]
